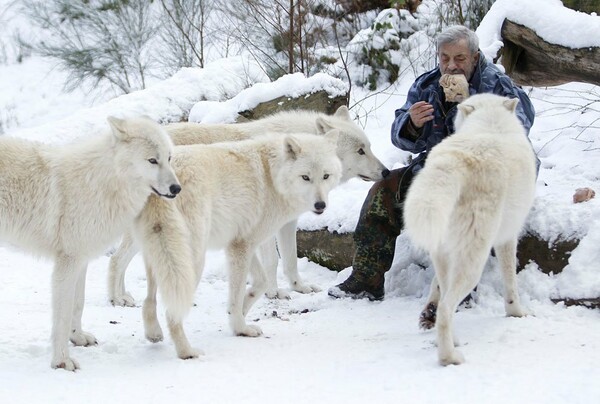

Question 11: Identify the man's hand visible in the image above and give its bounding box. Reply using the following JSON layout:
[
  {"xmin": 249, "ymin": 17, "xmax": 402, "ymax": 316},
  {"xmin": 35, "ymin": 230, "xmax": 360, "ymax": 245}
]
[{"xmin": 409, "ymin": 101, "xmax": 434, "ymax": 128}]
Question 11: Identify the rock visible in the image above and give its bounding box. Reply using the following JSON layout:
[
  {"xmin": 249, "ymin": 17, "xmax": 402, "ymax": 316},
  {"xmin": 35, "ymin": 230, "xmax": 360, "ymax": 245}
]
[
  {"xmin": 297, "ymin": 228, "xmax": 579, "ymax": 275},
  {"xmin": 236, "ymin": 90, "xmax": 348, "ymax": 122}
]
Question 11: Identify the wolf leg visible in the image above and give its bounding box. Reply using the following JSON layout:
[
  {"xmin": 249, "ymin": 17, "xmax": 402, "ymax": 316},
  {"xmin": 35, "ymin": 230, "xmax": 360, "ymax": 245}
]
[
  {"xmin": 227, "ymin": 242, "xmax": 262, "ymax": 337},
  {"xmin": 279, "ymin": 220, "xmax": 321, "ymax": 294},
  {"xmin": 494, "ymin": 239, "xmax": 528, "ymax": 317},
  {"xmin": 243, "ymin": 253, "xmax": 268, "ymax": 316},
  {"xmin": 108, "ymin": 232, "xmax": 138, "ymax": 307},
  {"xmin": 69, "ymin": 266, "xmax": 97, "ymax": 347},
  {"xmin": 142, "ymin": 262, "xmax": 164, "ymax": 343},
  {"xmin": 260, "ymin": 237, "xmax": 288, "ymax": 299},
  {"xmin": 434, "ymin": 249, "xmax": 486, "ymax": 366},
  {"xmin": 51, "ymin": 255, "xmax": 85, "ymax": 371},
  {"xmin": 167, "ymin": 313, "xmax": 203, "ymax": 360}
]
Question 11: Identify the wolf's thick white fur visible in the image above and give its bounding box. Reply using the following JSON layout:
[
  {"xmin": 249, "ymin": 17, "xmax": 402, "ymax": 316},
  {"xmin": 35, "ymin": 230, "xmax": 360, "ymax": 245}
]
[
  {"xmin": 108, "ymin": 106, "xmax": 388, "ymax": 305},
  {"xmin": 403, "ymin": 94, "xmax": 537, "ymax": 366},
  {"xmin": 133, "ymin": 132, "xmax": 342, "ymax": 359},
  {"xmin": 0, "ymin": 117, "xmax": 180, "ymax": 370}
]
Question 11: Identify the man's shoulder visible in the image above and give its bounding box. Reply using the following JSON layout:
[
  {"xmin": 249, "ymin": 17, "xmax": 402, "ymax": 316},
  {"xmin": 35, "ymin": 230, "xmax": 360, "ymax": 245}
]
[
  {"xmin": 477, "ymin": 59, "xmax": 517, "ymax": 92},
  {"xmin": 413, "ymin": 68, "xmax": 442, "ymax": 91}
]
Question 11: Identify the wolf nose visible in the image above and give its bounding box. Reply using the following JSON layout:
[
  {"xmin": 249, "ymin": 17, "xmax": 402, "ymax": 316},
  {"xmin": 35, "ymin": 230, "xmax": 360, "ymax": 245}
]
[
  {"xmin": 170, "ymin": 184, "xmax": 182, "ymax": 195},
  {"xmin": 314, "ymin": 201, "xmax": 326, "ymax": 211},
  {"xmin": 382, "ymin": 169, "xmax": 390, "ymax": 178}
]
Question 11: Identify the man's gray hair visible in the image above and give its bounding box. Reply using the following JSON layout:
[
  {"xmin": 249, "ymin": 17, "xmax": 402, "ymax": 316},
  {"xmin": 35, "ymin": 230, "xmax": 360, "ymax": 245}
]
[{"xmin": 436, "ymin": 26, "xmax": 479, "ymax": 54}]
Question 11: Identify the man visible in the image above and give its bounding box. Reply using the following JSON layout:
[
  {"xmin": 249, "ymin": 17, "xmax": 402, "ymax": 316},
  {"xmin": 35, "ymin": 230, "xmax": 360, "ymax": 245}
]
[{"xmin": 328, "ymin": 25, "xmax": 537, "ymax": 301}]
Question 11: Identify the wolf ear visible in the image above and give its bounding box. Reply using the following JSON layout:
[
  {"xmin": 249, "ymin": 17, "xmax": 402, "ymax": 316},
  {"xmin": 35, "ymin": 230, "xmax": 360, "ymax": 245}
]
[
  {"xmin": 315, "ymin": 116, "xmax": 334, "ymax": 135},
  {"xmin": 503, "ymin": 98, "xmax": 519, "ymax": 112},
  {"xmin": 107, "ymin": 116, "xmax": 129, "ymax": 141},
  {"xmin": 324, "ymin": 129, "xmax": 340, "ymax": 145},
  {"xmin": 284, "ymin": 136, "xmax": 302, "ymax": 160},
  {"xmin": 457, "ymin": 104, "xmax": 475, "ymax": 117},
  {"xmin": 333, "ymin": 105, "xmax": 351, "ymax": 120}
]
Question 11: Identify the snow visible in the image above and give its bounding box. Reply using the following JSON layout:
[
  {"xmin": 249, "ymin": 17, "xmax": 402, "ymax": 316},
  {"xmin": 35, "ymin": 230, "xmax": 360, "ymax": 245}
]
[
  {"xmin": 477, "ymin": 0, "xmax": 600, "ymax": 54},
  {"xmin": 188, "ymin": 72, "xmax": 349, "ymax": 124},
  {"xmin": 1, "ymin": 0, "xmax": 600, "ymax": 402}
]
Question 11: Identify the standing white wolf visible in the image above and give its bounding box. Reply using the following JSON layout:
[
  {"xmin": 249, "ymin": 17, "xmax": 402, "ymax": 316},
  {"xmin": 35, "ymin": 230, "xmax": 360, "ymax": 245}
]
[
  {"xmin": 403, "ymin": 93, "xmax": 537, "ymax": 366},
  {"xmin": 133, "ymin": 132, "xmax": 342, "ymax": 359},
  {"xmin": 108, "ymin": 106, "xmax": 389, "ymax": 305},
  {"xmin": 0, "ymin": 116, "xmax": 180, "ymax": 370}
]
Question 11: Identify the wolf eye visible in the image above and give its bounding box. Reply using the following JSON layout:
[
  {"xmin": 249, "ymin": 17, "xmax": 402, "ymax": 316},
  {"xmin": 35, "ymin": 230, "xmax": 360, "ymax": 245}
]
[
  {"xmin": 302, "ymin": 175, "xmax": 310, "ymax": 181},
  {"xmin": 168, "ymin": 156, "xmax": 171, "ymax": 162},
  {"xmin": 358, "ymin": 148, "xmax": 365, "ymax": 155},
  {"xmin": 148, "ymin": 158, "xmax": 158, "ymax": 165},
  {"xmin": 323, "ymin": 174, "xmax": 330, "ymax": 180}
]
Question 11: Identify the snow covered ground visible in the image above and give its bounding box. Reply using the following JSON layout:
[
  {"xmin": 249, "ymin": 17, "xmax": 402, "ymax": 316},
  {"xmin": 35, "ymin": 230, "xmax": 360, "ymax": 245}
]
[{"xmin": 0, "ymin": 0, "xmax": 599, "ymax": 403}]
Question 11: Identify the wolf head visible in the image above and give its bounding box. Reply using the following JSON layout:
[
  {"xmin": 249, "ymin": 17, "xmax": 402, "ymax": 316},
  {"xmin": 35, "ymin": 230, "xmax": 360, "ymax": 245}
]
[
  {"xmin": 273, "ymin": 130, "xmax": 342, "ymax": 215},
  {"xmin": 315, "ymin": 106, "xmax": 389, "ymax": 183},
  {"xmin": 107, "ymin": 116, "xmax": 181, "ymax": 199},
  {"xmin": 454, "ymin": 93, "xmax": 520, "ymax": 132}
]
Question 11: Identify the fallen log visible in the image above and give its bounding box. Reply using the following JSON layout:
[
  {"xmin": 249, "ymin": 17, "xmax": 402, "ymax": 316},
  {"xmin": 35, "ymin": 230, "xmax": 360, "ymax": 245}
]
[
  {"xmin": 550, "ymin": 298, "xmax": 600, "ymax": 309},
  {"xmin": 500, "ymin": 19, "xmax": 600, "ymax": 86},
  {"xmin": 297, "ymin": 229, "xmax": 579, "ymax": 274}
]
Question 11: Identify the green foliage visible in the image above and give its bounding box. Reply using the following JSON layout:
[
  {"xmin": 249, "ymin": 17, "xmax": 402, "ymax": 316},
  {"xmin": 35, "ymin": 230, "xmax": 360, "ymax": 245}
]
[
  {"xmin": 389, "ymin": 0, "xmax": 406, "ymax": 7},
  {"xmin": 435, "ymin": 0, "xmax": 496, "ymax": 30},
  {"xmin": 318, "ymin": 55, "xmax": 338, "ymax": 65},
  {"xmin": 561, "ymin": 0, "xmax": 600, "ymax": 13},
  {"xmin": 272, "ymin": 32, "xmax": 290, "ymax": 54},
  {"xmin": 22, "ymin": 0, "xmax": 156, "ymax": 94},
  {"xmin": 360, "ymin": 46, "xmax": 399, "ymax": 90}
]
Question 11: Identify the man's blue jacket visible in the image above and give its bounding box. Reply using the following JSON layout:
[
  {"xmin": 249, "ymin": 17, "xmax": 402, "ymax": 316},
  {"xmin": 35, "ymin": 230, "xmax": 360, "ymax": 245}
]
[{"xmin": 391, "ymin": 51, "xmax": 537, "ymax": 172}]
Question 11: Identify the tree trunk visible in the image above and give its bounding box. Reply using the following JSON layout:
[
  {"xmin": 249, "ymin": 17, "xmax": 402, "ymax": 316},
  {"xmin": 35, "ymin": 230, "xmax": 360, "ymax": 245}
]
[
  {"xmin": 500, "ymin": 19, "xmax": 600, "ymax": 86},
  {"xmin": 289, "ymin": 0, "xmax": 295, "ymax": 74}
]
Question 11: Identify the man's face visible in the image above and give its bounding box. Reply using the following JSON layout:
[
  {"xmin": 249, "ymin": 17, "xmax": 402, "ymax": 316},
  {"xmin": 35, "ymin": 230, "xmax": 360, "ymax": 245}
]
[{"xmin": 438, "ymin": 39, "xmax": 479, "ymax": 80}]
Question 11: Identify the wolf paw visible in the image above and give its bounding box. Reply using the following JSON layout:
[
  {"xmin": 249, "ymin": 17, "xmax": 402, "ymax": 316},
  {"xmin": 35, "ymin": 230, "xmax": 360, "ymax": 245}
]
[
  {"xmin": 505, "ymin": 304, "xmax": 529, "ymax": 318},
  {"xmin": 265, "ymin": 288, "xmax": 291, "ymax": 300},
  {"xmin": 291, "ymin": 282, "xmax": 321, "ymax": 294},
  {"xmin": 51, "ymin": 356, "xmax": 80, "ymax": 371},
  {"xmin": 235, "ymin": 324, "xmax": 263, "ymax": 337},
  {"xmin": 177, "ymin": 347, "xmax": 205, "ymax": 360},
  {"xmin": 439, "ymin": 350, "xmax": 465, "ymax": 366},
  {"xmin": 70, "ymin": 330, "xmax": 98, "ymax": 347},
  {"xmin": 145, "ymin": 328, "xmax": 164, "ymax": 343},
  {"xmin": 110, "ymin": 292, "xmax": 136, "ymax": 307}
]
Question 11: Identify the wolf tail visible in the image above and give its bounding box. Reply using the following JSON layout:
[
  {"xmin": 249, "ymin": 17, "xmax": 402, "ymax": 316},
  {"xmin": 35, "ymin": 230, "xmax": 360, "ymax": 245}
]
[
  {"xmin": 137, "ymin": 200, "xmax": 197, "ymax": 323},
  {"xmin": 403, "ymin": 162, "xmax": 463, "ymax": 251}
]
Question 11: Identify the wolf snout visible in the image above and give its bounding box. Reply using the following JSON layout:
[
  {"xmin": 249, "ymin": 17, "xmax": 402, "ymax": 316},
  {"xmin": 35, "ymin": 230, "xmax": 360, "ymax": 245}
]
[
  {"xmin": 155, "ymin": 184, "xmax": 182, "ymax": 199},
  {"xmin": 359, "ymin": 168, "xmax": 390, "ymax": 182},
  {"xmin": 314, "ymin": 201, "xmax": 326, "ymax": 214}
]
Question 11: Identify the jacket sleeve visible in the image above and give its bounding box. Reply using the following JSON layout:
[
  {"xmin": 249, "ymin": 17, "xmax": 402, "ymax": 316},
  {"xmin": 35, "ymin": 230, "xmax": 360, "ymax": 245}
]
[{"xmin": 390, "ymin": 81, "xmax": 428, "ymax": 153}]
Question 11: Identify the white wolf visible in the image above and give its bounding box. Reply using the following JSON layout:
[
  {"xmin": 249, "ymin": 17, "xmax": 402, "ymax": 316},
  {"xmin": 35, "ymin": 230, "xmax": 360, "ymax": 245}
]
[
  {"xmin": 132, "ymin": 132, "xmax": 342, "ymax": 359},
  {"xmin": 0, "ymin": 117, "xmax": 180, "ymax": 371},
  {"xmin": 403, "ymin": 93, "xmax": 537, "ymax": 366},
  {"xmin": 108, "ymin": 106, "xmax": 389, "ymax": 305}
]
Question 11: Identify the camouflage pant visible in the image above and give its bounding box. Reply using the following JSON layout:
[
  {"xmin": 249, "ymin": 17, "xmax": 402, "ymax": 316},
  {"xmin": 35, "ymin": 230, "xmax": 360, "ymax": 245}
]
[{"xmin": 350, "ymin": 167, "xmax": 416, "ymax": 288}]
